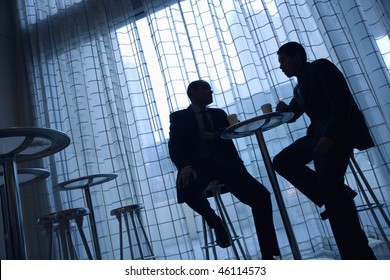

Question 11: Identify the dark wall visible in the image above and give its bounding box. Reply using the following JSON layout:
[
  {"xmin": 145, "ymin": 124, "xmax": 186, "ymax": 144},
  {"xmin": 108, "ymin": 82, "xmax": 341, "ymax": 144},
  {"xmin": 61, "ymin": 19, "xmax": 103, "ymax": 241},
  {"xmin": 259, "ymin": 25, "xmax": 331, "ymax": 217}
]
[{"xmin": 0, "ymin": 0, "xmax": 18, "ymax": 127}]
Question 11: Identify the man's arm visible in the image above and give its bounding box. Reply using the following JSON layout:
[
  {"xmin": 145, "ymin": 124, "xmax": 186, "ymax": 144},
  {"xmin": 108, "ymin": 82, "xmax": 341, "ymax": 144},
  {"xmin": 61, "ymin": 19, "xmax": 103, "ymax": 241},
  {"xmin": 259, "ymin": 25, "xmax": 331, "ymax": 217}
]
[
  {"xmin": 168, "ymin": 111, "xmax": 198, "ymax": 188},
  {"xmin": 168, "ymin": 112, "xmax": 191, "ymax": 170},
  {"xmin": 276, "ymin": 88, "xmax": 303, "ymax": 123}
]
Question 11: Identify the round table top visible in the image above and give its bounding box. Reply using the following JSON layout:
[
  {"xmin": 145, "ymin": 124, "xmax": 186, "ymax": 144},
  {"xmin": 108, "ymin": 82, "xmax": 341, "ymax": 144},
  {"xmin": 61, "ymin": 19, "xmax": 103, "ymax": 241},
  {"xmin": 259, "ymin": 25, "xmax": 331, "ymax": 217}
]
[
  {"xmin": 221, "ymin": 112, "xmax": 294, "ymax": 139},
  {"xmin": 54, "ymin": 173, "xmax": 118, "ymax": 191},
  {"xmin": 0, "ymin": 127, "xmax": 71, "ymax": 163},
  {"xmin": 0, "ymin": 168, "xmax": 50, "ymax": 187}
]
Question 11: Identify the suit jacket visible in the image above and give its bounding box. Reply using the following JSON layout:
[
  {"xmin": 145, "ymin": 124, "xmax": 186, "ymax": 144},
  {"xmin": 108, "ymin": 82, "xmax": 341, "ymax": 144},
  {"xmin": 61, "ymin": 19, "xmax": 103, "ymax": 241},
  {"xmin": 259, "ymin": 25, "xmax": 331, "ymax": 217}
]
[
  {"xmin": 168, "ymin": 106, "xmax": 243, "ymax": 202},
  {"xmin": 287, "ymin": 59, "xmax": 374, "ymax": 150}
]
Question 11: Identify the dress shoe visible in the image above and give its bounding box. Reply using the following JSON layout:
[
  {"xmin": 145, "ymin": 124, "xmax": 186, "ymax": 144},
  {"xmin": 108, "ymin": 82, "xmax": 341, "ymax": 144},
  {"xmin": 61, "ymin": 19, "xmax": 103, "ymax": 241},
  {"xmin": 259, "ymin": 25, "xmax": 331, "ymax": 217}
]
[
  {"xmin": 320, "ymin": 186, "xmax": 358, "ymax": 220},
  {"xmin": 261, "ymin": 250, "xmax": 281, "ymax": 260},
  {"xmin": 262, "ymin": 255, "xmax": 276, "ymax": 260},
  {"xmin": 213, "ymin": 218, "xmax": 231, "ymax": 248}
]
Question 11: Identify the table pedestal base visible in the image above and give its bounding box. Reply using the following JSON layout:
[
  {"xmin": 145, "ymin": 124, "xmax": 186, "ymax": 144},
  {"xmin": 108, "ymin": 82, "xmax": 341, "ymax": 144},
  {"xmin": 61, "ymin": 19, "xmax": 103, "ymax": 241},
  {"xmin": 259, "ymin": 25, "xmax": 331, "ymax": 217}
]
[
  {"xmin": 2, "ymin": 159, "xmax": 27, "ymax": 260},
  {"xmin": 255, "ymin": 131, "xmax": 301, "ymax": 259}
]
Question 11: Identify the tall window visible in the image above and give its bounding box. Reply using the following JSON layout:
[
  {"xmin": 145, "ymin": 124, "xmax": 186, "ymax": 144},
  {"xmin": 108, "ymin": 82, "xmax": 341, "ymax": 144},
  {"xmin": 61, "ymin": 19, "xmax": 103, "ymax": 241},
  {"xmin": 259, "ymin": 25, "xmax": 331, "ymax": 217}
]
[{"xmin": 14, "ymin": 0, "xmax": 390, "ymax": 260}]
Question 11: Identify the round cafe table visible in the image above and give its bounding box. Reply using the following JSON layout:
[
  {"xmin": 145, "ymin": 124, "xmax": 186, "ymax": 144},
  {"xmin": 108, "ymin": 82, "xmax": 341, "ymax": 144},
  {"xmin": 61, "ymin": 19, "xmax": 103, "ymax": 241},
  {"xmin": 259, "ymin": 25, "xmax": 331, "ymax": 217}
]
[
  {"xmin": 221, "ymin": 112, "xmax": 302, "ymax": 260},
  {"xmin": 54, "ymin": 173, "xmax": 118, "ymax": 260},
  {"xmin": 0, "ymin": 168, "xmax": 50, "ymax": 259},
  {"xmin": 0, "ymin": 168, "xmax": 50, "ymax": 187},
  {"xmin": 0, "ymin": 127, "xmax": 70, "ymax": 259}
]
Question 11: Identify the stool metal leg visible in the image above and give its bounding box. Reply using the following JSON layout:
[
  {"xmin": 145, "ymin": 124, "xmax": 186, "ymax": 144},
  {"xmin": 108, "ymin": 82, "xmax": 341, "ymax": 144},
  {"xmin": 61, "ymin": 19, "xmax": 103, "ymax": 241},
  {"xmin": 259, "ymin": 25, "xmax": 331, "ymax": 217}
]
[
  {"xmin": 202, "ymin": 218, "xmax": 210, "ymax": 259},
  {"xmin": 123, "ymin": 212, "xmax": 135, "ymax": 259},
  {"xmin": 111, "ymin": 205, "xmax": 155, "ymax": 260},
  {"xmin": 38, "ymin": 208, "xmax": 93, "ymax": 260},
  {"xmin": 116, "ymin": 214, "xmax": 124, "ymax": 260},
  {"xmin": 134, "ymin": 210, "xmax": 155, "ymax": 259},
  {"xmin": 201, "ymin": 181, "xmax": 250, "ymax": 260},
  {"xmin": 64, "ymin": 220, "xmax": 77, "ymax": 260},
  {"xmin": 55, "ymin": 226, "xmax": 62, "ymax": 259},
  {"xmin": 208, "ymin": 222, "xmax": 217, "ymax": 259},
  {"xmin": 48, "ymin": 225, "xmax": 53, "ymax": 260},
  {"xmin": 43, "ymin": 222, "xmax": 54, "ymax": 260},
  {"xmin": 130, "ymin": 211, "xmax": 144, "ymax": 259},
  {"xmin": 0, "ymin": 188, "xmax": 12, "ymax": 259},
  {"xmin": 58, "ymin": 222, "xmax": 70, "ymax": 259},
  {"xmin": 213, "ymin": 193, "xmax": 239, "ymax": 259},
  {"xmin": 213, "ymin": 188, "xmax": 248, "ymax": 260},
  {"xmin": 349, "ymin": 157, "xmax": 390, "ymax": 248},
  {"xmin": 75, "ymin": 216, "xmax": 94, "ymax": 260},
  {"xmin": 201, "ymin": 217, "xmax": 218, "ymax": 259}
]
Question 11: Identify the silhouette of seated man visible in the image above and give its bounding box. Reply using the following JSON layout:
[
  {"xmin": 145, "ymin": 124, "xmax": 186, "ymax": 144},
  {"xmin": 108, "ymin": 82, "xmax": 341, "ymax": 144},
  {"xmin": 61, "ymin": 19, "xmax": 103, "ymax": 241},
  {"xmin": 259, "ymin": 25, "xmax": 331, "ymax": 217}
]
[
  {"xmin": 168, "ymin": 80, "xmax": 280, "ymax": 260},
  {"xmin": 273, "ymin": 42, "xmax": 376, "ymax": 259}
]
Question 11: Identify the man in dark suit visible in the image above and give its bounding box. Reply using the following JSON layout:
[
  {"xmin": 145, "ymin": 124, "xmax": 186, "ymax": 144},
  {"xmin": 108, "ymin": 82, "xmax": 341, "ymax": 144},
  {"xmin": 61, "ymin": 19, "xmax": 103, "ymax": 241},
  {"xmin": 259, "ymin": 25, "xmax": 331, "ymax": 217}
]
[
  {"xmin": 273, "ymin": 42, "xmax": 376, "ymax": 259},
  {"xmin": 168, "ymin": 80, "xmax": 280, "ymax": 260}
]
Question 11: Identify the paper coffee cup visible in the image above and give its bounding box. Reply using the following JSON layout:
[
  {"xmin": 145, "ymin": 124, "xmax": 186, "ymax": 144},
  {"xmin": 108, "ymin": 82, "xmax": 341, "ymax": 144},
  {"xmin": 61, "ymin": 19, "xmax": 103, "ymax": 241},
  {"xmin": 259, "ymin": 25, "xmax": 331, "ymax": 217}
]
[
  {"xmin": 261, "ymin": 103, "xmax": 272, "ymax": 114},
  {"xmin": 227, "ymin": 114, "xmax": 238, "ymax": 126}
]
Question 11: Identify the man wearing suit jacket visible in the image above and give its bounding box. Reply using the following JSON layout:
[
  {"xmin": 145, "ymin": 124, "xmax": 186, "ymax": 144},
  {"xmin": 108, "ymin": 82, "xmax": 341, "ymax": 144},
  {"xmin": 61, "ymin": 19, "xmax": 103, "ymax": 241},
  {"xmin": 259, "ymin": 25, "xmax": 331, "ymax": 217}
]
[
  {"xmin": 168, "ymin": 80, "xmax": 280, "ymax": 260},
  {"xmin": 273, "ymin": 42, "xmax": 376, "ymax": 259}
]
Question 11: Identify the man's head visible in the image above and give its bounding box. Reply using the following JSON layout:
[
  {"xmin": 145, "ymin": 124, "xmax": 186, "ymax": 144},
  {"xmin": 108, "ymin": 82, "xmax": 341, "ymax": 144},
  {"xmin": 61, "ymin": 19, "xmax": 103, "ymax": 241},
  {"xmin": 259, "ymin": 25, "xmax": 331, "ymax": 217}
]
[
  {"xmin": 277, "ymin": 42, "xmax": 307, "ymax": 78},
  {"xmin": 187, "ymin": 80, "xmax": 213, "ymax": 107}
]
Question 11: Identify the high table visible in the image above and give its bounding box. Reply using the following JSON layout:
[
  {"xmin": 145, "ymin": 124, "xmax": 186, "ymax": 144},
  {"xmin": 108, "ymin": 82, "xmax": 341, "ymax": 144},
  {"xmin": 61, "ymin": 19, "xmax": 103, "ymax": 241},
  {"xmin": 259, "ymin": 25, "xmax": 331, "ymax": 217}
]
[
  {"xmin": 0, "ymin": 168, "xmax": 51, "ymax": 259},
  {"xmin": 54, "ymin": 173, "xmax": 118, "ymax": 260},
  {"xmin": 0, "ymin": 127, "xmax": 70, "ymax": 259},
  {"xmin": 221, "ymin": 112, "xmax": 302, "ymax": 260},
  {"xmin": 0, "ymin": 168, "xmax": 50, "ymax": 187}
]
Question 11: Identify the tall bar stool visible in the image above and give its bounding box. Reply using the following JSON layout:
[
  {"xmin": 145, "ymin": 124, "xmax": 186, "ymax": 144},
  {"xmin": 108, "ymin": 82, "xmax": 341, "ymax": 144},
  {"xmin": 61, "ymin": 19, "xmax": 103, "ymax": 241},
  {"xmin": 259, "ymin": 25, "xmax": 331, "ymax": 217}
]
[
  {"xmin": 54, "ymin": 173, "xmax": 118, "ymax": 260},
  {"xmin": 37, "ymin": 207, "xmax": 93, "ymax": 260},
  {"xmin": 201, "ymin": 180, "xmax": 249, "ymax": 260},
  {"xmin": 110, "ymin": 204, "xmax": 155, "ymax": 260},
  {"xmin": 348, "ymin": 155, "xmax": 390, "ymax": 248}
]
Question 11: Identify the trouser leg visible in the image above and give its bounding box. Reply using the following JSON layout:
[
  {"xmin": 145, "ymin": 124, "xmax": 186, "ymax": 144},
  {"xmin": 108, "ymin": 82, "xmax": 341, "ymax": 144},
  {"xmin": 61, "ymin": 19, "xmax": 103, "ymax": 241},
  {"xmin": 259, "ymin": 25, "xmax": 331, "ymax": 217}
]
[
  {"xmin": 182, "ymin": 182, "xmax": 221, "ymax": 228},
  {"xmin": 273, "ymin": 137, "xmax": 323, "ymax": 206},
  {"xmin": 220, "ymin": 163, "xmax": 280, "ymax": 257},
  {"xmin": 314, "ymin": 146, "xmax": 376, "ymax": 260}
]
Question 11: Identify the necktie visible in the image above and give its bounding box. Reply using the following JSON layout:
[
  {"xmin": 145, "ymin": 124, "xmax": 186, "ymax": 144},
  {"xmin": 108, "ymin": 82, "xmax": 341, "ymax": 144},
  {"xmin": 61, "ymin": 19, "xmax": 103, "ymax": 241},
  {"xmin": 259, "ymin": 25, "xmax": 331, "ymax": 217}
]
[
  {"xmin": 201, "ymin": 110, "xmax": 214, "ymax": 132},
  {"xmin": 199, "ymin": 109, "xmax": 224, "ymax": 162}
]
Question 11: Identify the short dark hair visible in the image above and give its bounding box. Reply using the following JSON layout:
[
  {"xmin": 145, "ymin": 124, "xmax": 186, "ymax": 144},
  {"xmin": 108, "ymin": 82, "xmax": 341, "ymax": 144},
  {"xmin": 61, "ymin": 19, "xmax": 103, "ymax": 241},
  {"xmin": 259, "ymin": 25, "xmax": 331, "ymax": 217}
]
[
  {"xmin": 277, "ymin": 42, "xmax": 307, "ymax": 62},
  {"xmin": 187, "ymin": 80, "xmax": 209, "ymax": 99}
]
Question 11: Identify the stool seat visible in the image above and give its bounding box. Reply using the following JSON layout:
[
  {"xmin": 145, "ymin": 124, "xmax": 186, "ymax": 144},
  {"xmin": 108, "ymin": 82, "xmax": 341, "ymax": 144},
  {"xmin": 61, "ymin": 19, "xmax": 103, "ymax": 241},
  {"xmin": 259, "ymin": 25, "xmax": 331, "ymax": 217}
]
[
  {"xmin": 204, "ymin": 180, "xmax": 223, "ymax": 194},
  {"xmin": 202, "ymin": 180, "xmax": 249, "ymax": 260},
  {"xmin": 110, "ymin": 204, "xmax": 143, "ymax": 216},
  {"xmin": 37, "ymin": 207, "xmax": 93, "ymax": 260},
  {"xmin": 38, "ymin": 207, "xmax": 89, "ymax": 224},
  {"xmin": 111, "ymin": 204, "xmax": 155, "ymax": 260}
]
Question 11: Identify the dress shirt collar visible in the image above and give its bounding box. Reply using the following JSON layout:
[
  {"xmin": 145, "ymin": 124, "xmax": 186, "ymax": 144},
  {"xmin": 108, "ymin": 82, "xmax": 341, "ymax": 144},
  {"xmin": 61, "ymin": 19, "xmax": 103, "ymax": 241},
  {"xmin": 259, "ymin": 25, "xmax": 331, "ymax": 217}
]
[
  {"xmin": 191, "ymin": 103, "xmax": 208, "ymax": 114},
  {"xmin": 190, "ymin": 104, "xmax": 209, "ymax": 131}
]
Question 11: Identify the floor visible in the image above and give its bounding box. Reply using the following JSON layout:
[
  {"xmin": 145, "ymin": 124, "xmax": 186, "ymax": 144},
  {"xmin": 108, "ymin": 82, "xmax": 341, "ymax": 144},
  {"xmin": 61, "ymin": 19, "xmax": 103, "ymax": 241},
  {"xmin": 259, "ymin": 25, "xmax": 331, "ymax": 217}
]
[{"xmin": 187, "ymin": 236, "xmax": 390, "ymax": 260}]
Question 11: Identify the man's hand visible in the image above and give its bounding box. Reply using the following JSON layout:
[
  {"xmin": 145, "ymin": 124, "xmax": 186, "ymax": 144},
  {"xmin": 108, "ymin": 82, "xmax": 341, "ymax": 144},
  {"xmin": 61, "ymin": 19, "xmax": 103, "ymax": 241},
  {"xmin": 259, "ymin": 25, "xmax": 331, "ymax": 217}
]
[
  {"xmin": 315, "ymin": 137, "xmax": 334, "ymax": 154},
  {"xmin": 275, "ymin": 101, "xmax": 289, "ymax": 112},
  {"xmin": 178, "ymin": 166, "xmax": 197, "ymax": 188}
]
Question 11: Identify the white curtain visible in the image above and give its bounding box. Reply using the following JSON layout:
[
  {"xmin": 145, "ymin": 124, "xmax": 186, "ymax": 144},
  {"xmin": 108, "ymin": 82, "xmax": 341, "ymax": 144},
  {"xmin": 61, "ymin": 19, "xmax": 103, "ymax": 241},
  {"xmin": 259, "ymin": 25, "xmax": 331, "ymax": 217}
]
[{"xmin": 13, "ymin": 0, "xmax": 390, "ymax": 260}]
